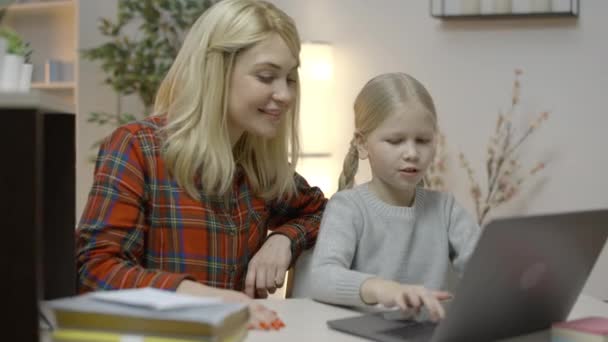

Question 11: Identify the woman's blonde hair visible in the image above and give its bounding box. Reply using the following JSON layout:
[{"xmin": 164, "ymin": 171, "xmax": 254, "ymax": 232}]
[
  {"xmin": 154, "ymin": 0, "xmax": 301, "ymax": 200},
  {"xmin": 338, "ymin": 72, "xmax": 438, "ymax": 191}
]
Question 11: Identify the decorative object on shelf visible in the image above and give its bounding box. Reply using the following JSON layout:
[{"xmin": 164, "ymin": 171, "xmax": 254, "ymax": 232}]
[
  {"xmin": 460, "ymin": 0, "xmax": 481, "ymax": 14},
  {"xmin": 423, "ymin": 132, "xmax": 448, "ymax": 192},
  {"xmin": 431, "ymin": 0, "xmax": 579, "ymax": 18},
  {"xmin": 0, "ymin": 26, "xmax": 32, "ymax": 92},
  {"xmin": 82, "ymin": 0, "xmax": 220, "ymax": 155},
  {"xmin": 44, "ymin": 58, "xmax": 73, "ymax": 83},
  {"xmin": 530, "ymin": 0, "xmax": 552, "ymax": 12},
  {"xmin": 492, "ymin": 0, "xmax": 513, "ymax": 14},
  {"xmin": 458, "ymin": 69, "xmax": 550, "ymax": 226},
  {"xmin": 18, "ymin": 56, "xmax": 31, "ymax": 91},
  {"xmin": 0, "ymin": 36, "xmax": 5, "ymax": 79},
  {"xmin": 2, "ymin": 0, "xmax": 76, "ymax": 93}
]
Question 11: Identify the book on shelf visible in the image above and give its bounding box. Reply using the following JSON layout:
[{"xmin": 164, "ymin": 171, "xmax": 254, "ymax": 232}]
[
  {"xmin": 44, "ymin": 59, "xmax": 74, "ymax": 83},
  {"xmin": 45, "ymin": 288, "xmax": 249, "ymax": 342},
  {"xmin": 551, "ymin": 316, "xmax": 608, "ymax": 342}
]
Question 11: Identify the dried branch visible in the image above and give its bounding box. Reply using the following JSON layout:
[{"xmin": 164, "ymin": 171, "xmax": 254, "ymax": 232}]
[{"xmin": 460, "ymin": 69, "xmax": 549, "ymax": 225}]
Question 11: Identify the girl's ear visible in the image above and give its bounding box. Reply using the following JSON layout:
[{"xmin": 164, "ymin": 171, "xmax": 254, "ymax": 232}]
[{"xmin": 354, "ymin": 132, "xmax": 369, "ymax": 160}]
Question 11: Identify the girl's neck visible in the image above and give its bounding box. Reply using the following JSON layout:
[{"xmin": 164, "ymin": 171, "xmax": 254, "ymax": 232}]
[{"xmin": 368, "ymin": 179, "xmax": 416, "ymax": 207}]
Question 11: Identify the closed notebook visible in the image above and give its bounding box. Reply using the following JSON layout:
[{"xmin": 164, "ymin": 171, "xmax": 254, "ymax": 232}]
[
  {"xmin": 551, "ymin": 316, "xmax": 608, "ymax": 342},
  {"xmin": 51, "ymin": 325, "xmax": 248, "ymax": 342},
  {"xmin": 46, "ymin": 288, "xmax": 249, "ymax": 341}
]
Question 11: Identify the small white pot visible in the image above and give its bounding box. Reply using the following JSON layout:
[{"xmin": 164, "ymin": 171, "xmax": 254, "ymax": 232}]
[
  {"xmin": 0, "ymin": 38, "xmax": 6, "ymax": 81},
  {"xmin": 0, "ymin": 54, "xmax": 24, "ymax": 92},
  {"xmin": 19, "ymin": 63, "xmax": 33, "ymax": 92}
]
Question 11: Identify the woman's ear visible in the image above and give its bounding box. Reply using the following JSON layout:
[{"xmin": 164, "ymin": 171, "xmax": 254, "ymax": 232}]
[{"xmin": 354, "ymin": 132, "xmax": 369, "ymax": 160}]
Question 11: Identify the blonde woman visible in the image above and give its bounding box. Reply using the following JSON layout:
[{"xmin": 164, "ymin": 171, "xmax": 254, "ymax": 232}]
[
  {"xmin": 76, "ymin": 0, "xmax": 327, "ymax": 329},
  {"xmin": 307, "ymin": 73, "xmax": 480, "ymax": 322}
]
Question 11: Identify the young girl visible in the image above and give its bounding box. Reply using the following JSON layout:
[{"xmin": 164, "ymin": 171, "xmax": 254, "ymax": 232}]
[
  {"xmin": 307, "ymin": 72, "xmax": 480, "ymax": 322},
  {"xmin": 76, "ymin": 0, "xmax": 327, "ymax": 329}
]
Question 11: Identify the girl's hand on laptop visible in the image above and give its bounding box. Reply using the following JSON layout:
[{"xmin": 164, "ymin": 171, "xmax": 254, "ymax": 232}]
[{"xmin": 361, "ymin": 278, "xmax": 451, "ymax": 322}]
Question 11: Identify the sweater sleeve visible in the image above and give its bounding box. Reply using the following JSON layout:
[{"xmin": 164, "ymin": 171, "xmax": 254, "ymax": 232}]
[
  {"xmin": 446, "ymin": 194, "xmax": 482, "ymax": 274},
  {"xmin": 309, "ymin": 191, "xmax": 376, "ymax": 308}
]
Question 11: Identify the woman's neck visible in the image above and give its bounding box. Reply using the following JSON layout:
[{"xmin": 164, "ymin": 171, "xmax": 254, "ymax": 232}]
[{"xmin": 368, "ymin": 179, "xmax": 416, "ymax": 207}]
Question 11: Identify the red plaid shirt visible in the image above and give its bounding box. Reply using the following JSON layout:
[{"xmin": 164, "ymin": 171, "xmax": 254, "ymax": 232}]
[{"xmin": 76, "ymin": 116, "xmax": 326, "ymax": 293}]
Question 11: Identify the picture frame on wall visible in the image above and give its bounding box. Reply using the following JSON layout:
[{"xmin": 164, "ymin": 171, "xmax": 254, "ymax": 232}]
[{"xmin": 430, "ymin": 0, "xmax": 579, "ymax": 18}]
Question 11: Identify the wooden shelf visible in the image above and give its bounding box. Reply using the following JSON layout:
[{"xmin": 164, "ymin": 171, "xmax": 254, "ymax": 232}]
[
  {"xmin": 430, "ymin": 0, "xmax": 579, "ymax": 20},
  {"xmin": 6, "ymin": 0, "xmax": 74, "ymax": 13},
  {"xmin": 31, "ymin": 81, "xmax": 75, "ymax": 90},
  {"xmin": 433, "ymin": 11, "xmax": 578, "ymax": 20},
  {"xmin": 0, "ymin": 89, "xmax": 74, "ymax": 112}
]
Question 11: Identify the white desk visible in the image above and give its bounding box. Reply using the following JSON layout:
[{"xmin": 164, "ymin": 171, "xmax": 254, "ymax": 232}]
[
  {"xmin": 248, "ymin": 294, "xmax": 608, "ymax": 342},
  {"xmin": 40, "ymin": 294, "xmax": 608, "ymax": 341}
]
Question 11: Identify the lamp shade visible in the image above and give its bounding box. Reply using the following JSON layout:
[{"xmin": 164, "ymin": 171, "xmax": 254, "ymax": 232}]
[{"xmin": 299, "ymin": 42, "xmax": 334, "ymax": 155}]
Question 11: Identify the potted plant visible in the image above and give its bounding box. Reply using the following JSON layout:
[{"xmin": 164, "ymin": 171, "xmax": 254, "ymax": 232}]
[
  {"xmin": 0, "ymin": 26, "xmax": 32, "ymax": 92},
  {"xmin": 82, "ymin": 0, "xmax": 220, "ymax": 155}
]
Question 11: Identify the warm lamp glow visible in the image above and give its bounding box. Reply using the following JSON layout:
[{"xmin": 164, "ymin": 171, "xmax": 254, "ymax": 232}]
[
  {"xmin": 298, "ymin": 42, "xmax": 334, "ymax": 155},
  {"xmin": 300, "ymin": 43, "xmax": 334, "ymax": 81}
]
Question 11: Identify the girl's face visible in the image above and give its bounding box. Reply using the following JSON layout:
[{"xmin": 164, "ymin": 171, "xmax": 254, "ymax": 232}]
[
  {"xmin": 358, "ymin": 107, "xmax": 437, "ymax": 206},
  {"xmin": 226, "ymin": 33, "xmax": 298, "ymax": 145}
]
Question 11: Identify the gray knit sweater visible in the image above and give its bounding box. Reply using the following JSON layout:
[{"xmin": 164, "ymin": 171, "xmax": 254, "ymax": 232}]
[{"xmin": 306, "ymin": 183, "xmax": 481, "ymax": 308}]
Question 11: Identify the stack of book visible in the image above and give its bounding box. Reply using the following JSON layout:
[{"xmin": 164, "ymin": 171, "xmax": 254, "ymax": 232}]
[
  {"xmin": 45, "ymin": 288, "xmax": 249, "ymax": 342},
  {"xmin": 551, "ymin": 316, "xmax": 608, "ymax": 342}
]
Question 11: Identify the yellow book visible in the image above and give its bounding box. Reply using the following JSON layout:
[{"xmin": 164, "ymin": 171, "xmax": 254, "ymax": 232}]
[
  {"xmin": 46, "ymin": 289, "xmax": 249, "ymax": 342},
  {"xmin": 52, "ymin": 325, "xmax": 248, "ymax": 342}
]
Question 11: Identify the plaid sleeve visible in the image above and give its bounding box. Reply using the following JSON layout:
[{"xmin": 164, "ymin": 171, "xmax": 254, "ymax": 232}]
[
  {"xmin": 76, "ymin": 127, "xmax": 193, "ymax": 293},
  {"xmin": 267, "ymin": 172, "xmax": 328, "ymax": 262}
]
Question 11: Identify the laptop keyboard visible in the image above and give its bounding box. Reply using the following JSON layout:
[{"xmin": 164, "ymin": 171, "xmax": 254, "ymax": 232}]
[{"xmin": 381, "ymin": 321, "xmax": 438, "ymax": 339}]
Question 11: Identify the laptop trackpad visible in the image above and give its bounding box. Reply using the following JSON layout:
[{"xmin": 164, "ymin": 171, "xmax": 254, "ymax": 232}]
[
  {"xmin": 380, "ymin": 321, "xmax": 437, "ymax": 341},
  {"xmin": 328, "ymin": 313, "xmax": 437, "ymax": 342}
]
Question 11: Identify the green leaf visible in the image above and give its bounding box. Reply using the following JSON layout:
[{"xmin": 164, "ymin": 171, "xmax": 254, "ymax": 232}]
[{"xmin": 84, "ymin": 0, "xmax": 221, "ymax": 161}]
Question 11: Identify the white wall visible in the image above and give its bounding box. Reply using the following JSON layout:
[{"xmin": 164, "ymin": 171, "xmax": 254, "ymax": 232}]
[
  {"xmin": 76, "ymin": 0, "xmax": 119, "ymax": 219},
  {"xmin": 268, "ymin": 0, "xmax": 608, "ymax": 299},
  {"xmin": 77, "ymin": 0, "xmax": 146, "ymax": 220},
  {"xmin": 74, "ymin": 0, "xmax": 608, "ymax": 299}
]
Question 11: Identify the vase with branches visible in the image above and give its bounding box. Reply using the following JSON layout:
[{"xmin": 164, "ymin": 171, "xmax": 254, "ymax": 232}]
[
  {"xmin": 82, "ymin": 0, "xmax": 220, "ymax": 152},
  {"xmin": 459, "ymin": 69, "xmax": 549, "ymax": 225}
]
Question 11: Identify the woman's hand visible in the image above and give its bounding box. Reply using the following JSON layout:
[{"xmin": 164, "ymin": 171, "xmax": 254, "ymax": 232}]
[
  {"xmin": 245, "ymin": 234, "xmax": 292, "ymax": 298},
  {"xmin": 361, "ymin": 278, "xmax": 452, "ymax": 322},
  {"xmin": 176, "ymin": 280, "xmax": 285, "ymax": 330}
]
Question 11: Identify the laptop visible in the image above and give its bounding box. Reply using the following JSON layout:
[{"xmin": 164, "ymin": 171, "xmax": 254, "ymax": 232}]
[{"xmin": 327, "ymin": 209, "xmax": 608, "ymax": 342}]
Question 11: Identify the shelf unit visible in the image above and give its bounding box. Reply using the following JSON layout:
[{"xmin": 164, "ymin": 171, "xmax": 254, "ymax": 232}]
[
  {"xmin": 6, "ymin": 0, "xmax": 74, "ymax": 12},
  {"xmin": 31, "ymin": 81, "xmax": 75, "ymax": 90},
  {"xmin": 4, "ymin": 0, "xmax": 78, "ymax": 106},
  {"xmin": 433, "ymin": 11, "xmax": 578, "ymax": 19},
  {"xmin": 430, "ymin": 0, "xmax": 579, "ymax": 19}
]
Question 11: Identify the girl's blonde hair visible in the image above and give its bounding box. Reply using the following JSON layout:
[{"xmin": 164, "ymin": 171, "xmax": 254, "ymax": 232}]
[
  {"xmin": 338, "ymin": 72, "xmax": 438, "ymax": 191},
  {"xmin": 154, "ymin": 0, "xmax": 301, "ymax": 200}
]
